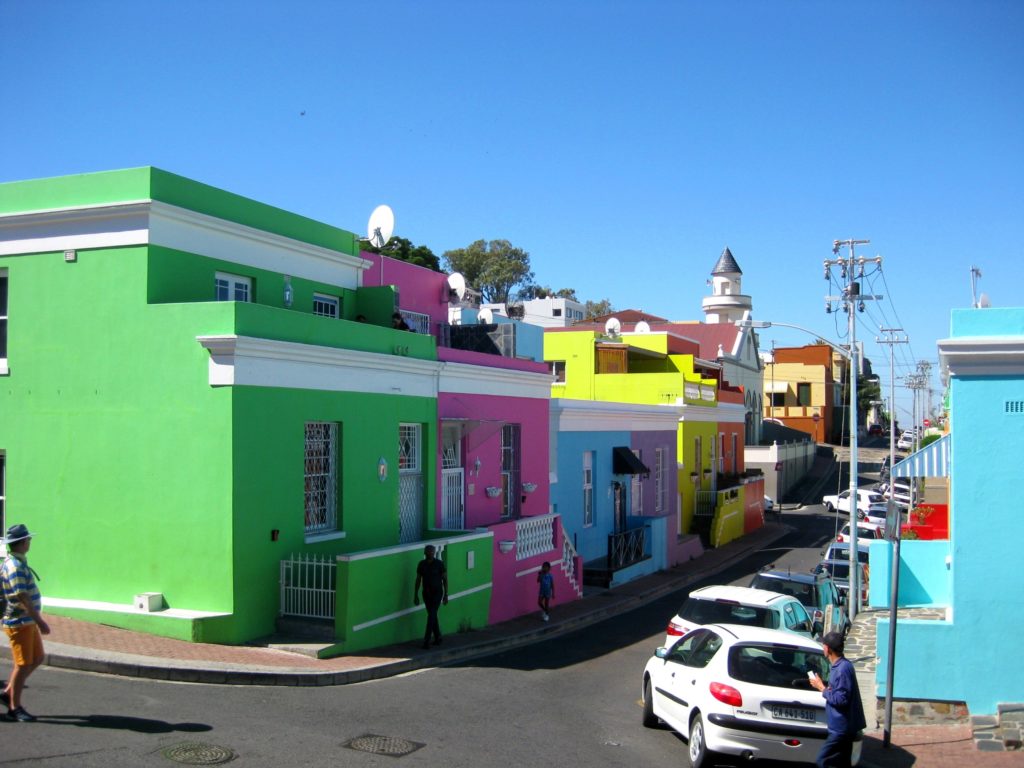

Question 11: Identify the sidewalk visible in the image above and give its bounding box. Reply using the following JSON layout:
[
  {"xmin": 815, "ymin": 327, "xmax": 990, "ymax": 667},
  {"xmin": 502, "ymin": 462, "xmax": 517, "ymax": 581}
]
[{"xmin": 4, "ymin": 521, "xmax": 1018, "ymax": 764}]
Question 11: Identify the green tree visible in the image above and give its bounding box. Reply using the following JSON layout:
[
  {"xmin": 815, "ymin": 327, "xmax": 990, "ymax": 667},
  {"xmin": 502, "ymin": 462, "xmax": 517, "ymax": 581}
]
[
  {"xmin": 362, "ymin": 236, "xmax": 440, "ymax": 272},
  {"xmin": 584, "ymin": 299, "xmax": 614, "ymax": 319},
  {"xmin": 521, "ymin": 285, "xmax": 578, "ymax": 300},
  {"xmin": 442, "ymin": 239, "xmax": 534, "ymax": 305}
]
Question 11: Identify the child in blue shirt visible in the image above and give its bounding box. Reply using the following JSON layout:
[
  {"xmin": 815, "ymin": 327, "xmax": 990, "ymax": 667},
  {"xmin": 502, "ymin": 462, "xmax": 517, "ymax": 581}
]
[{"xmin": 537, "ymin": 561, "xmax": 555, "ymax": 622}]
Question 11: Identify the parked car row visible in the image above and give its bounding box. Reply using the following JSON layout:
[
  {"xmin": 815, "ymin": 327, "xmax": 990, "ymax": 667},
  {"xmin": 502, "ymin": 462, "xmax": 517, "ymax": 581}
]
[{"xmin": 645, "ymin": 570, "xmax": 860, "ymax": 766}]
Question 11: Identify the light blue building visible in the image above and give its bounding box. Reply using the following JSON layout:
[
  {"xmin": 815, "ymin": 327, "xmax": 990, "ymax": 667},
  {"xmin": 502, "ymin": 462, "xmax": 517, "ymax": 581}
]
[{"xmin": 873, "ymin": 306, "xmax": 1024, "ymax": 716}]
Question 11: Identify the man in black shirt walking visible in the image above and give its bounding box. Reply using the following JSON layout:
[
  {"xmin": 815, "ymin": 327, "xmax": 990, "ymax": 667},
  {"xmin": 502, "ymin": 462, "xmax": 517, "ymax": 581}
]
[{"xmin": 413, "ymin": 545, "xmax": 447, "ymax": 649}]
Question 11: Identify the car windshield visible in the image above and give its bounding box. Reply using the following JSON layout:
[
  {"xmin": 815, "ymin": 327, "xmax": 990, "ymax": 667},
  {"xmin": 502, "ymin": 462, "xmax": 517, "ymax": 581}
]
[
  {"xmin": 728, "ymin": 643, "xmax": 828, "ymax": 687},
  {"xmin": 750, "ymin": 576, "xmax": 813, "ymax": 607},
  {"xmin": 680, "ymin": 599, "xmax": 779, "ymax": 629},
  {"xmin": 820, "ymin": 562, "xmax": 851, "ymax": 581}
]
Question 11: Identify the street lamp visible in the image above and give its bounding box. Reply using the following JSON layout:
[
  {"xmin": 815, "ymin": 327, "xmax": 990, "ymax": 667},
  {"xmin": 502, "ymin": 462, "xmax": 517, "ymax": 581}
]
[{"xmin": 737, "ymin": 318, "xmax": 863, "ymax": 620}]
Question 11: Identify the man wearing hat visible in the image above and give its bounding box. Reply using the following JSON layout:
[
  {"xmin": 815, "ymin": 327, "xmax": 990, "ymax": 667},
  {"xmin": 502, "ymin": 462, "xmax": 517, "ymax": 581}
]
[
  {"xmin": 1, "ymin": 523, "xmax": 49, "ymax": 723},
  {"xmin": 808, "ymin": 631, "xmax": 867, "ymax": 767}
]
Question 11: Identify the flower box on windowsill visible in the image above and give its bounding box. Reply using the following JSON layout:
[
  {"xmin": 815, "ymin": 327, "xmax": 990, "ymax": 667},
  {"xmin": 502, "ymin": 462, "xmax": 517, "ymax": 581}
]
[{"xmin": 485, "ymin": 486, "xmax": 502, "ymax": 498}]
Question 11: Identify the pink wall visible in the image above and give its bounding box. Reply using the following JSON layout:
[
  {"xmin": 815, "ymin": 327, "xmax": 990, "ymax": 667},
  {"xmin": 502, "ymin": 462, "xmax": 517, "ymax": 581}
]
[
  {"xmin": 486, "ymin": 516, "xmax": 582, "ymax": 624},
  {"xmin": 360, "ymin": 251, "xmax": 450, "ymax": 331},
  {"xmin": 437, "ymin": 392, "xmax": 550, "ymax": 528}
]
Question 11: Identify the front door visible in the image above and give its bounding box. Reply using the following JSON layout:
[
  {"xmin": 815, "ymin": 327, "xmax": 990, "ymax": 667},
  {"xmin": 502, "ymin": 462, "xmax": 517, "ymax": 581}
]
[
  {"xmin": 399, "ymin": 423, "xmax": 423, "ymax": 543},
  {"xmin": 441, "ymin": 423, "xmax": 465, "ymax": 529}
]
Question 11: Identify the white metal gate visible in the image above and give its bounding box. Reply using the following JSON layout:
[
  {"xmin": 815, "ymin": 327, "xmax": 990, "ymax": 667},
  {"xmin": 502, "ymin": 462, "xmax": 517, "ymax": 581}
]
[
  {"xmin": 280, "ymin": 553, "xmax": 336, "ymax": 619},
  {"xmin": 442, "ymin": 468, "xmax": 465, "ymax": 529},
  {"xmin": 399, "ymin": 424, "xmax": 423, "ymax": 543}
]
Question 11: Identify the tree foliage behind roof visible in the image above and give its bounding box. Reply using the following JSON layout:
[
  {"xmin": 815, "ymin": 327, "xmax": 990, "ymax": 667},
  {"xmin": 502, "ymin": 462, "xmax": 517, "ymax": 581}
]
[
  {"xmin": 362, "ymin": 236, "xmax": 440, "ymax": 272},
  {"xmin": 442, "ymin": 239, "xmax": 535, "ymax": 306}
]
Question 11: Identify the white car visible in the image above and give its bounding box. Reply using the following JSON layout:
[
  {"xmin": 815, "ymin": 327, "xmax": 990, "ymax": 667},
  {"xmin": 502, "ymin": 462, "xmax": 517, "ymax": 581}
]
[
  {"xmin": 642, "ymin": 624, "xmax": 861, "ymax": 766},
  {"xmin": 837, "ymin": 520, "xmax": 884, "ymax": 544},
  {"xmin": 664, "ymin": 585, "xmax": 818, "ymax": 648},
  {"xmin": 896, "ymin": 431, "xmax": 915, "ymax": 451},
  {"xmin": 822, "ymin": 488, "xmax": 887, "ymax": 517},
  {"xmin": 763, "ymin": 495, "xmax": 775, "ymax": 514}
]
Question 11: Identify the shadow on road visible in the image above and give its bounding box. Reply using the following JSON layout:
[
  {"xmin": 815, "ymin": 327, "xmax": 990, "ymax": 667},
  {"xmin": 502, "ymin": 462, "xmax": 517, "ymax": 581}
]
[{"xmin": 39, "ymin": 714, "xmax": 212, "ymax": 733}]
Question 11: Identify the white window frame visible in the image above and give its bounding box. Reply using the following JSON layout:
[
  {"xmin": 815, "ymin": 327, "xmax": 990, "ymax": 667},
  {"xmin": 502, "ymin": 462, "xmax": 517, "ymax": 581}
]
[
  {"xmin": 631, "ymin": 449, "xmax": 643, "ymax": 515},
  {"xmin": 312, "ymin": 293, "xmax": 340, "ymax": 318},
  {"xmin": 655, "ymin": 447, "xmax": 666, "ymax": 512},
  {"xmin": 215, "ymin": 272, "xmax": 252, "ymax": 303},
  {"xmin": 304, "ymin": 422, "xmax": 339, "ymax": 536},
  {"xmin": 398, "ymin": 423, "xmax": 421, "ymax": 472},
  {"xmin": 0, "ymin": 270, "xmax": 8, "ymax": 375},
  {"xmin": 718, "ymin": 432, "xmax": 725, "ymax": 473},
  {"xmin": 500, "ymin": 424, "xmax": 521, "ymax": 519},
  {"xmin": 583, "ymin": 451, "xmax": 594, "ymax": 527}
]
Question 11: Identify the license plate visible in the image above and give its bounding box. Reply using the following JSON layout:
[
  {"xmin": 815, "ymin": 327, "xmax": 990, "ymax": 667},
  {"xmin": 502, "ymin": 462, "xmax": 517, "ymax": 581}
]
[{"xmin": 771, "ymin": 705, "xmax": 815, "ymax": 722}]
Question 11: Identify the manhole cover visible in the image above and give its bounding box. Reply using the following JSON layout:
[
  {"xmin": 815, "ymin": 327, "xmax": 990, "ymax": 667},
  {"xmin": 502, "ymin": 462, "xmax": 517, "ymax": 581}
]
[
  {"xmin": 345, "ymin": 734, "xmax": 424, "ymax": 757},
  {"xmin": 160, "ymin": 742, "xmax": 236, "ymax": 765}
]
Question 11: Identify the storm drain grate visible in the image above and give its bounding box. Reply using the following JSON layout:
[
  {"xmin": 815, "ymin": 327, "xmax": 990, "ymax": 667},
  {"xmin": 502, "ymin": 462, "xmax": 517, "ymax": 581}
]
[
  {"xmin": 160, "ymin": 742, "xmax": 237, "ymax": 765},
  {"xmin": 345, "ymin": 734, "xmax": 425, "ymax": 758}
]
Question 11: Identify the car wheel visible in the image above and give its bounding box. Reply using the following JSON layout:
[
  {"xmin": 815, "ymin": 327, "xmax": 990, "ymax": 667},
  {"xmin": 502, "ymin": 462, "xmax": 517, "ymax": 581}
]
[
  {"xmin": 825, "ymin": 503, "xmax": 834, "ymax": 514},
  {"xmin": 642, "ymin": 677, "xmax": 659, "ymax": 728},
  {"xmin": 689, "ymin": 712, "xmax": 710, "ymax": 768}
]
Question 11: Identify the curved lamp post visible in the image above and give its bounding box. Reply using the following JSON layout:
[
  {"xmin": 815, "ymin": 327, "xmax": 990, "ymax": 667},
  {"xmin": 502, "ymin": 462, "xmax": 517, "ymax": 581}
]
[{"xmin": 736, "ymin": 318, "xmax": 862, "ymax": 620}]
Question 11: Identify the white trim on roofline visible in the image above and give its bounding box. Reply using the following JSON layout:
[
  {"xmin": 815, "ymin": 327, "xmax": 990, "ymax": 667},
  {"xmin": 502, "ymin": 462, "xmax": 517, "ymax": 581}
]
[
  {"xmin": 551, "ymin": 398, "xmax": 683, "ymax": 432},
  {"xmin": 0, "ymin": 200, "xmax": 371, "ymax": 287},
  {"xmin": 196, "ymin": 335, "xmax": 552, "ymax": 400},
  {"xmin": 938, "ymin": 337, "xmax": 1024, "ymax": 379}
]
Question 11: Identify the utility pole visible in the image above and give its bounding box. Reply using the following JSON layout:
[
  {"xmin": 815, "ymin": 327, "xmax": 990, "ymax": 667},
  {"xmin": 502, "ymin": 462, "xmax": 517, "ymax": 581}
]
[
  {"xmin": 824, "ymin": 239, "xmax": 881, "ymax": 620},
  {"xmin": 877, "ymin": 327, "xmax": 908, "ymax": 748}
]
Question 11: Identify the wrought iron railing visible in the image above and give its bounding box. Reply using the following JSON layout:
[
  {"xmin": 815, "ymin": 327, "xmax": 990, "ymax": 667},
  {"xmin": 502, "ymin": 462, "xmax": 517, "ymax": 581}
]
[{"xmin": 607, "ymin": 525, "xmax": 649, "ymax": 569}]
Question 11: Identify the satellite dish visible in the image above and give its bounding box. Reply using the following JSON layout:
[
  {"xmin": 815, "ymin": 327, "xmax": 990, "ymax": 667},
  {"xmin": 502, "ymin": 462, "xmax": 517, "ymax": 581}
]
[
  {"xmin": 447, "ymin": 272, "xmax": 467, "ymax": 301},
  {"xmin": 478, "ymin": 307, "xmax": 494, "ymax": 324},
  {"xmin": 635, "ymin": 321, "xmax": 651, "ymax": 334},
  {"xmin": 978, "ymin": 292, "xmax": 991, "ymax": 308},
  {"xmin": 605, "ymin": 317, "xmax": 621, "ymax": 336},
  {"xmin": 366, "ymin": 205, "xmax": 394, "ymax": 249}
]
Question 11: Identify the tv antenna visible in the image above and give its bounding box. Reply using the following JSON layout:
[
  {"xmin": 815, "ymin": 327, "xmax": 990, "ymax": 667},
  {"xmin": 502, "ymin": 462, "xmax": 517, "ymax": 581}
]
[
  {"xmin": 478, "ymin": 307, "xmax": 494, "ymax": 324},
  {"xmin": 364, "ymin": 205, "xmax": 395, "ymax": 249},
  {"xmin": 970, "ymin": 266, "xmax": 983, "ymax": 308},
  {"xmin": 634, "ymin": 320, "xmax": 651, "ymax": 334},
  {"xmin": 604, "ymin": 317, "xmax": 621, "ymax": 337}
]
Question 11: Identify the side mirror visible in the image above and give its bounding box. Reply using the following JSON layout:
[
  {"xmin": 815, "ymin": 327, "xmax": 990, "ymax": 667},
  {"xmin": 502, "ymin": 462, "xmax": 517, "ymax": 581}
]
[
  {"xmin": 655, "ymin": 647, "xmax": 668, "ymax": 659},
  {"xmin": 812, "ymin": 621, "xmax": 825, "ymax": 637}
]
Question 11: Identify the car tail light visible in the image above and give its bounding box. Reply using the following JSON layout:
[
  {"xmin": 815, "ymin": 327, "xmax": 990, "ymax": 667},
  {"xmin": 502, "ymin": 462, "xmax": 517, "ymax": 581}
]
[
  {"xmin": 666, "ymin": 620, "xmax": 688, "ymax": 637},
  {"xmin": 709, "ymin": 682, "xmax": 743, "ymax": 706}
]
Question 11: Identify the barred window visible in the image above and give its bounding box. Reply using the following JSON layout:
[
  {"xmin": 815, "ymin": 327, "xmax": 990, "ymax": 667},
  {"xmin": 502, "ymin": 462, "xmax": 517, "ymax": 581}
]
[
  {"xmin": 399, "ymin": 424, "xmax": 420, "ymax": 472},
  {"xmin": 305, "ymin": 422, "xmax": 338, "ymax": 534},
  {"xmin": 501, "ymin": 424, "xmax": 521, "ymax": 519},
  {"xmin": 655, "ymin": 447, "xmax": 666, "ymax": 512}
]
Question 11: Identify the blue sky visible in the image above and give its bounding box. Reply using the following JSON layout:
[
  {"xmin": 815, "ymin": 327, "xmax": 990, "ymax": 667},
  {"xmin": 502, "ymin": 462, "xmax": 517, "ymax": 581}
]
[{"xmin": 3, "ymin": 0, "xmax": 1022, "ymax": 423}]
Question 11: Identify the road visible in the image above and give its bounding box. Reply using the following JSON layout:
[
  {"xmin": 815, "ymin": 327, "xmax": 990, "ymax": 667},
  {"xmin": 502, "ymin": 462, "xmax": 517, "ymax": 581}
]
[{"xmin": 3, "ymin": 510, "xmax": 854, "ymax": 767}]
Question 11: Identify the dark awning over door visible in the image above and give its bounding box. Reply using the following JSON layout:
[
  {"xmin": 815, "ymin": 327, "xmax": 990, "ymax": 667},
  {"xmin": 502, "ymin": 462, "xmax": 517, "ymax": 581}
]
[{"xmin": 612, "ymin": 446, "xmax": 650, "ymax": 476}]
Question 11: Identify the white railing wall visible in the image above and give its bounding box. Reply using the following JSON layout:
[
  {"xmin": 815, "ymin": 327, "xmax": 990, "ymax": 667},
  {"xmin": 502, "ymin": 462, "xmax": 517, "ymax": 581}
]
[
  {"xmin": 515, "ymin": 513, "xmax": 556, "ymax": 560},
  {"xmin": 561, "ymin": 532, "xmax": 583, "ymax": 597},
  {"xmin": 280, "ymin": 553, "xmax": 336, "ymax": 620}
]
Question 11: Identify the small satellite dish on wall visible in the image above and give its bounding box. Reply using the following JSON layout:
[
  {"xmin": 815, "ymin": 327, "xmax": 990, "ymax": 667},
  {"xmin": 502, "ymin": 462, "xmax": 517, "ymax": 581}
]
[
  {"xmin": 478, "ymin": 307, "xmax": 494, "ymax": 324},
  {"xmin": 447, "ymin": 272, "xmax": 467, "ymax": 301},
  {"xmin": 365, "ymin": 205, "xmax": 395, "ymax": 249},
  {"xmin": 978, "ymin": 293, "xmax": 991, "ymax": 308},
  {"xmin": 605, "ymin": 317, "xmax": 621, "ymax": 336},
  {"xmin": 635, "ymin": 321, "xmax": 651, "ymax": 334}
]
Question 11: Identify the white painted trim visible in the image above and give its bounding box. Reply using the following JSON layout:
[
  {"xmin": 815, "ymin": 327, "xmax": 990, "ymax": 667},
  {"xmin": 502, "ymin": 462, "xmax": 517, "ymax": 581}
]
[
  {"xmin": 351, "ymin": 582, "xmax": 492, "ymax": 632},
  {"xmin": 439, "ymin": 360, "xmax": 552, "ymax": 400},
  {"xmin": 938, "ymin": 337, "xmax": 1024, "ymax": 378},
  {"xmin": 197, "ymin": 335, "xmax": 442, "ymax": 397},
  {"xmin": 304, "ymin": 530, "xmax": 347, "ymax": 545},
  {"xmin": 551, "ymin": 398, "xmax": 683, "ymax": 432},
  {"xmin": 43, "ymin": 595, "xmax": 228, "ymax": 620},
  {"xmin": 0, "ymin": 199, "xmax": 372, "ymax": 287},
  {"xmin": 335, "ymin": 530, "xmax": 493, "ymax": 561}
]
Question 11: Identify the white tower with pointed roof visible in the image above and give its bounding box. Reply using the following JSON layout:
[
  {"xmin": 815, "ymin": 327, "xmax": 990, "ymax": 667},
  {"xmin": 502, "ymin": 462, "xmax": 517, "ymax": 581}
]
[{"xmin": 702, "ymin": 246, "xmax": 752, "ymax": 324}]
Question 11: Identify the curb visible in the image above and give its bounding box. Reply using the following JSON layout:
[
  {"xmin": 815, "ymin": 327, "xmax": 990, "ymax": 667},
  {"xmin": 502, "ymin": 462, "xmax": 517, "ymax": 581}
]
[{"xmin": 9, "ymin": 525, "xmax": 793, "ymax": 686}]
